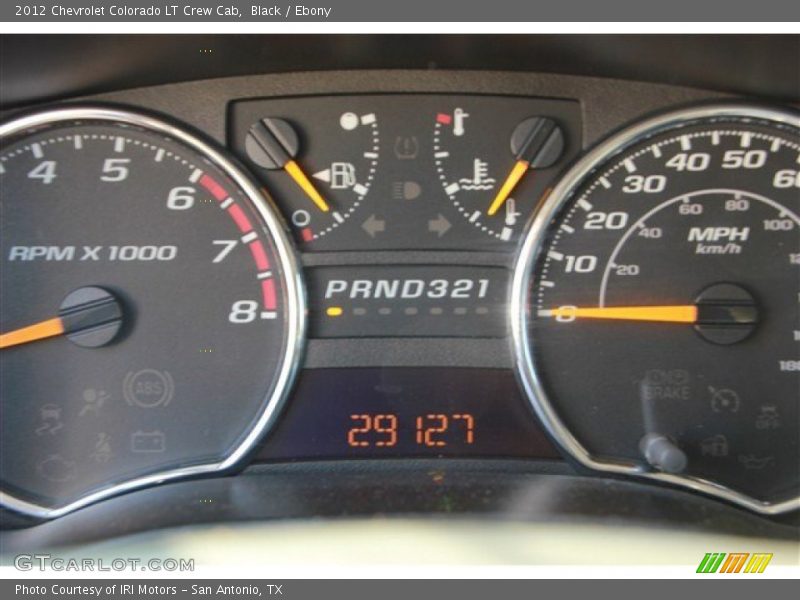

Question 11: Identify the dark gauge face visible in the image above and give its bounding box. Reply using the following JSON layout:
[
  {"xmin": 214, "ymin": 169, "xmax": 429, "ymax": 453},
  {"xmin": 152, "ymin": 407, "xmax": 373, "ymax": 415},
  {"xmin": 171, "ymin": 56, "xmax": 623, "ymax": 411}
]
[
  {"xmin": 0, "ymin": 108, "xmax": 303, "ymax": 516},
  {"xmin": 433, "ymin": 108, "xmax": 567, "ymax": 243},
  {"xmin": 231, "ymin": 95, "xmax": 581, "ymax": 252},
  {"xmin": 513, "ymin": 105, "xmax": 800, "ymax": 513},
  {"xmin": 241, "ymin": 106, "xmax": 379, "ymax": 247}
]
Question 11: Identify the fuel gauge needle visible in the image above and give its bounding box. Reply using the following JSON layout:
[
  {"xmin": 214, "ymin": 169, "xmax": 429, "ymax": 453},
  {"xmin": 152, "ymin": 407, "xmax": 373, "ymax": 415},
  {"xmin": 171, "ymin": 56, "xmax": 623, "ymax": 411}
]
[
  {"xmin": 246, "ymin": 118, "xmax": 330, "ymax": 213},
  {"xmin": 283, "ymin": 159, "xmax": 330, "ymax": 213},
  {"xmin": 0, "ymin": 317, "xmax": 65, "ymax": 349},
  {"xmin": 538, "ymin": 305, "xmax": 699, "ymax": 323}
]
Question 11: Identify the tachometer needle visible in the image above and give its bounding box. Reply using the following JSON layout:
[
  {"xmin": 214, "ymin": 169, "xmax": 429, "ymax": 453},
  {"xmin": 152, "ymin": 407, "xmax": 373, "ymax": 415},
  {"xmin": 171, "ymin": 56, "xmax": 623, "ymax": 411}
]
[
  {"xmin": 488, "ymin": 159, "xmax": 529, "ymax": 216},
  {"xmin": 0, "ymin": 317, "xmax": 65, "ymax": 349},
  {"xmin": 1, "ymin": 287, "xmax": 124, "ymax": 350},
  {"xmin": 283, "ymin": 159, "xmax": 331, "ymax": 213},
  {"xmin": 539, "ymin": 305, "xmax": 699, "ymax": 323}
]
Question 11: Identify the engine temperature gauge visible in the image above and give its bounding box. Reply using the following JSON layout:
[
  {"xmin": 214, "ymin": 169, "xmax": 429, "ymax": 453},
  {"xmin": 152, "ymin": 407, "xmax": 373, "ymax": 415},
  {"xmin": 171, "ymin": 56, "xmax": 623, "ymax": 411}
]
[{"xmin": 434, "ymin": 109, "xmax": 565, "ymax": 242}]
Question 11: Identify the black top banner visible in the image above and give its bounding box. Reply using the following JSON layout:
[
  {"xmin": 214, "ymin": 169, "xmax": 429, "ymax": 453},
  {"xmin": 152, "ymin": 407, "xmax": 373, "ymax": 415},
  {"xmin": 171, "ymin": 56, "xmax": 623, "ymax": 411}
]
[{"xmin": 3, "ymin": 0, "xmax": 800, "ymax": 22}]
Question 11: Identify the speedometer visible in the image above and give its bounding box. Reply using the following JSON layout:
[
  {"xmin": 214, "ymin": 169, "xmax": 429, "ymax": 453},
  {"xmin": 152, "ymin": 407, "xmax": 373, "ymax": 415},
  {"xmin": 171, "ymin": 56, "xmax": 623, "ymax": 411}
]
[
  {"xmin": 0, "ymin": 106, "xmax": 304, "ymax": 517},
  {"xmin": 512, "ymin": 104, "xmax": 800, "ymax": 513}
]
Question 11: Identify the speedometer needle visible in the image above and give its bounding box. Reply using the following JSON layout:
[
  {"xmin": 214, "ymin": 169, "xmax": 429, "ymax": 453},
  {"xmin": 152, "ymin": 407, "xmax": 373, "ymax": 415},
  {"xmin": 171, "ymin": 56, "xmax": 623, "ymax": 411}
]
[
  {"xmin": 538, "ymin": 305, "xmax": 699, "ymax": 323},
  {"xmin": 0, "ymin": 317, "xmax": 65, "ymax": 349}
]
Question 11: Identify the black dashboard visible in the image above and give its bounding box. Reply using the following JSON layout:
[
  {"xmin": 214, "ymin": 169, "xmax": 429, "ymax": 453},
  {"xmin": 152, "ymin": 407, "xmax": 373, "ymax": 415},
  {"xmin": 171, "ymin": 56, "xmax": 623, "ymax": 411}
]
[{"xmin": 0, "ymin": 35, "xmax": 798, "ymax": 555}]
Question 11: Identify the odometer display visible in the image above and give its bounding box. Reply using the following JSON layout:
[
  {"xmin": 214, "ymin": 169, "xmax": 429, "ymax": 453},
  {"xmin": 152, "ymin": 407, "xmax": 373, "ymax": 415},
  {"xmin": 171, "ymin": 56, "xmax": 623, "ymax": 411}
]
[
  {"xmin": 0, "ymin": 107, "xmax": 303, "ymax": 516},
  {"xmin": 512, "ymin": 105, "xmax": 800, "ymax": 513}
]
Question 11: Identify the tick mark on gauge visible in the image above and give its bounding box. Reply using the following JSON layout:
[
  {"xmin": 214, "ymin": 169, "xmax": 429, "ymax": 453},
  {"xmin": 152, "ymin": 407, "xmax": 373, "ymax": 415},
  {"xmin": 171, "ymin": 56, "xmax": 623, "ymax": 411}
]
[
  {"xmin": 363, "ymin": 152, "xmax": 379, "ymax": 159},
  {"xmin": 445, "ymin": 183, "xmax": 461, "ymax": 195},
  {"xmin": 548, "ymin": 250, "xmax": 564, "ymax": 261},
  {"xmin": 435, "ymin": 151, "xmax": 450, "ymax": 159},
  {"xmin": 219, "ymin": 197, "xmax": 234, "ymax": 209},
  {"xmin": 31, "ymin": 143, "xmax": 43, "ymax": 159},
  {"xmin": 241, "ymin": 231, "xmax": 258, "ymax": 244},
  {"xmin": 189, "ymin": 168, "xmax": 203, "ymax": 183},
  {"xmin": 114, "ymin": 137, "xmax": 126, "ymax": 153},
  {"xmin": 598, "ymin": 177, "xmax": 612, "ymax": 190},
  {"xmin": 353, "ymin": 183, "xmax": 368, "ymax": 196},
  {"xmin": 578, "ymin": 199, "xmax": 593, "ymax": 211},
  {"xmin": 74, "ymin": 137, "xmax": 83, "ymax": 150}
]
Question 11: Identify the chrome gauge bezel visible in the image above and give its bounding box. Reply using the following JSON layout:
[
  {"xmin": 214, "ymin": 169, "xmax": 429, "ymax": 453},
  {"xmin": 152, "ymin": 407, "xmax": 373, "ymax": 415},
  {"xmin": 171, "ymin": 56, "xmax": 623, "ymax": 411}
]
[
  {"xmin": 510, "ymin": 103, "xmax": 800, "ymax": 515},
  {"xmin": 0, "ymin": 106, "xmax": 307, "ymax": 518}
]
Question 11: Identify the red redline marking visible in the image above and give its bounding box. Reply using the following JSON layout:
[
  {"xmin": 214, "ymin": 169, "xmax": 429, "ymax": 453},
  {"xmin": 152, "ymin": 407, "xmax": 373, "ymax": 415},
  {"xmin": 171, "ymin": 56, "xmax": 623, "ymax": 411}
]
[
  {"xmin": 248, "ymin": 240, "xmax": 271, "ymax": 271},
  {"xmin": 436, "ymin": 113, "xmax": 452, "ymax": 125},
  {"xmin": 301, "ymin": 228, "xmax": 314, "ymax": 242},
  {"xmin": 227, "ymin": 204, "xmax": 253, "ymax": 233},
  {"xmin": 261, "ymin": 279, "xmax": 277, "ymax": 311},
  {"xmin": 199, "ymin": 174, "xmax": 228, "ymax": 201}
]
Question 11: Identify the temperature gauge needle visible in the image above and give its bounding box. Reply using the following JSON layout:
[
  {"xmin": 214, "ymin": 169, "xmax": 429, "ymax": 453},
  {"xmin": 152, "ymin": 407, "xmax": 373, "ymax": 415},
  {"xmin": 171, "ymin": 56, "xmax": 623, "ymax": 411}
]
[
  {"xmin": 488, "ymin": 159, "xmax": 529, "ymax": 216},
  {"xmin": 487, "ymin": 116, "xmax": 565, "ymax": 217},
  {"xmin": 0, "ymin": 317, "xmax": 64, "ymax": 349},
  {"xmin": 539, "ymin": 305, "xmax": 699, "ymax": 323}
]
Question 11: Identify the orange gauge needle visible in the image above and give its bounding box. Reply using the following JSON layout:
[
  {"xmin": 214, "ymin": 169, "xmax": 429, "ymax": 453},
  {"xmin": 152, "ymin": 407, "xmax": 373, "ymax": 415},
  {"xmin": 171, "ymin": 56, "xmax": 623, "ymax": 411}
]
[
  {"xmin": 1, "ymin": 287, "xmax": 124, "ymax": 350},
  {"xmin": 539, "ymin": 305, "xmax": 699, "ymax": 323},
  {"xmin": 487, "ymin": 117, "xmax": 564, "ymax": 217},
  {"xmin": 284, "ymin": 159, "xmax": 330, "ymax": 213},
  {"xmin": 488, "ymin": 159, "xmax": 529, "ymax": 216},
  {"xmin": 0, "ymin": 317, "xmax": 65, "ymax": 349},
  {"xmin": 245, "ymin": 118, "xmax": 331, "ymax": 213}
]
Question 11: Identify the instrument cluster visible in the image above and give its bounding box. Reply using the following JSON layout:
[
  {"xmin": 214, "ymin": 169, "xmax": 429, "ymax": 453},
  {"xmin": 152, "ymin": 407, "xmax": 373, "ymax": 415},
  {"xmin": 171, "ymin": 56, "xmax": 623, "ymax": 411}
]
[{"xmin": 1, "ymin": 93, "xmax": 797, "ymax": 518}]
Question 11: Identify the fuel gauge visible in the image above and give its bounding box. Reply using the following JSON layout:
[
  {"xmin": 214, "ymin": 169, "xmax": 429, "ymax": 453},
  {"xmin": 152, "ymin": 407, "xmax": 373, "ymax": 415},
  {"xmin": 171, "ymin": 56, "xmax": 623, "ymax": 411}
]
[{"xmin": 244, "ymin": 111, "xmax": 380, "ymax": 245}]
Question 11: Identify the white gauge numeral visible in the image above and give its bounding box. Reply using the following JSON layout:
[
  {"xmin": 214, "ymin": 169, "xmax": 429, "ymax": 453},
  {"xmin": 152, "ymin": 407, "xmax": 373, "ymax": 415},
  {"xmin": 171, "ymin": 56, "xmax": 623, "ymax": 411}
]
[
  {"xmin": 722, "ymin": 150, "xmax": 767, "ymax": 170},
  {"xmin": 101, "ymin": 158, "xmax": 131, "ymax": 182},
  {"xmin": 228, "ymin": 300, "xmax": 259, "ymax": 324},
  {"xmin": 623, "ymin": 174, "xmax": 666, "ymax": 194},
  {"xmin": 212, "ymin": 240, "xmax": 238, "ymax": 263},
  {"xmin": 666, "ymin": 152, "xmax": 710, "ymax": 172},
  {"xmin": 773, "ymin": 169, "xmax": 800, "ymax": 188},
  {"xmin": 27, "ymin": 161, "xmax": 57, "ymax": 184},
  {"xmin": 564, "ymin": 255, "xmax": 597, "ymax": 273},
  {"xmin": 167, "ymin": 186, "xmax": 196, "ymax": 210},
  {"xmin": 584, "ymin": 211, "xmax": 629, "ymax": 230}
]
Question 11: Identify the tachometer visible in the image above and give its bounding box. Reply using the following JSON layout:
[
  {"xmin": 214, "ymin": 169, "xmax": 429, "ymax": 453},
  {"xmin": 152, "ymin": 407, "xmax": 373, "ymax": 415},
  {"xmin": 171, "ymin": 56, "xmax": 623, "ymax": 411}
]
[
  {"xmin": 511, "ymin": 104, "xmax": 800, "ymax": 514},
  {"xmin": 0, "ymin": 106, "xmax": 304, "ymax": 517}
]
